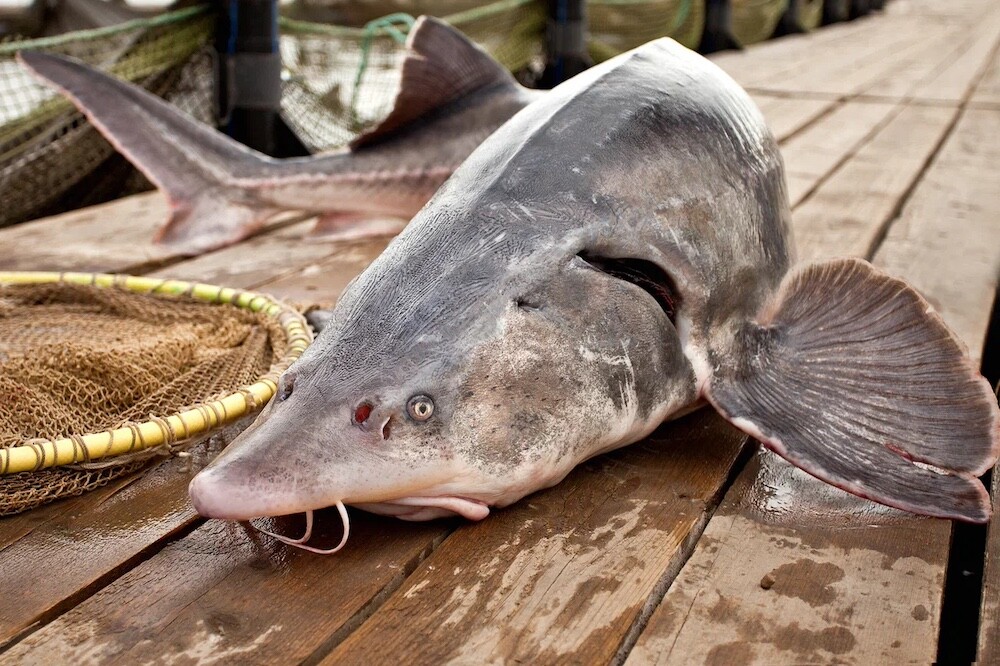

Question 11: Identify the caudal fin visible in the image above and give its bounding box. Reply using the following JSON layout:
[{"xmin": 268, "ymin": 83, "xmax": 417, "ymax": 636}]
[
  {"xmin": 707, "ymin": 258, "xmax": 999, "ymax": 522},
  {"xmin": 17, "ymin": 51, "xmax": 279, "ymax": 254}
]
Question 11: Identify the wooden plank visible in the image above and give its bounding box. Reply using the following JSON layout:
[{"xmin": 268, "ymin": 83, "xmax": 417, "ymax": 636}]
[
  {"xmin": 1, "ymin": 513, "xmax": 449, "ymax": 664},
  {"xmin": 906, "ymin": 7, "xmax": 1000, "ymax": 104},
  {"xmin": 750, "ymin": 16, "xmax": 946, "ymax": 95},
  {"xmin": 792, "ymin": 103, "xmax": 957, "ymax": 261},
  {"xmin": 0, "ymin": 191, "xmax": 306, "ymax": 275},
  {"xmin": 625, "ymin": 452, "xmax": 949, "ymax": 665},
  {"xmin": 981, "ymin": 456, "xmax": 1000, "ymax": 665},
  {"xmin": 970, "ymin": 39, "xmax": 1000, "ymax": 106},
  {"xmin": 873, "ymin": 108, "xmax": 1000, "ymax": 360},
  {"xmin": 628, "ymin": 90, "xmax": 1000, "ymax": 666},
  {"xmin": 320, "ymin": 411, "xmax": 748, "ymax": 664},
  {"xmin": 779, "ymin": 100, "xmax": 897, "ymax": 206},
  {"xmin": 744, "ymin": 0, "xmax": 995, "ymax": 99},
  {"xmin": 0, "ymin": 192, "xmax": 172, "ymax": 273},
  {"xmin": 711, "ymin": 13, "xmax": 897, "ymax": 89},
  {"xmin": 0, "ymin": 440, "xmax": 220, "ymax": 648},
  {"xmin": 749, "ymin": 93, "xmax": 834, "ymax": 143}
]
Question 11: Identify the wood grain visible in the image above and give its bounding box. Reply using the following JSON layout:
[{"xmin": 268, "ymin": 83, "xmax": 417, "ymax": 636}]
[
  {"xmin": 981, "ymin": 457, "xmax": 1000, "ymax": 665},
  {"xmin": 625, "ymin": 451, "xmax": 949, "ymax": 665},
  {"xmin": 0, "ymin": 191, "xmax": 307, "ymax": 275},
  {"xmin": 873, "ymin": 108, "xmax": 1000, "ymax": 361},
  {"xmin": 322, "ymin": 411, "xmax": 748, "ymax": 665},
  {"xmin": 1, "ymin": 512, "xmax": 450, "ymax": 665},
  {"xmin": 0, "ymin": 193, "xmax": 172, "ymax": 273},
  {"xmin": 792, "ymin": 103, "xmax": 957, "ymax": 261},
  {"xmin": 779, "ymin": 100, "xmax": 897, "ymax": 206},
  {"xmin": 749, "ymin": 93, "xmax": 834, "ymax": 143}
]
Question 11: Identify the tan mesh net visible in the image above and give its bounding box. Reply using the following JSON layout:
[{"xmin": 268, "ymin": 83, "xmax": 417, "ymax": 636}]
[{"xmin": 0, "ymin": 281, "xmax": 290, "ymax": 515}]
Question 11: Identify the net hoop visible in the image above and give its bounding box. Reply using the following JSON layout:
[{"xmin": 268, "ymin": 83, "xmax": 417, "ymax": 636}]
[{"xmin": 0, "ymin": 271, "xmax": 312, "ymax": 474}]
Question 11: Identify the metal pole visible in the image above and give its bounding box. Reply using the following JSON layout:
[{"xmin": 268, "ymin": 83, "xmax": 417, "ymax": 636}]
[
  {"xmin": 215, "ymin": 0, "xmax": 283, "ymax": 155},
  {"xmin": 540, "ymin": 0, "xmax": 590, "ymax": 87}
]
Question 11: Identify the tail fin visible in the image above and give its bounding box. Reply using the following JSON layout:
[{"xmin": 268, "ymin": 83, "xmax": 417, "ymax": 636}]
[
  {"xmin": 707, "ymin": 258, "xmax": 999, "ymax": 522},
  {"xmin": 17, "ymin": 51, "xmax": 279, "ymax": 254}
]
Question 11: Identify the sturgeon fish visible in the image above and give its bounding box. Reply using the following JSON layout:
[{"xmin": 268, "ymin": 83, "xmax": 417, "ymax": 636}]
[
  {"xmin": 17, "ymin": 17, "xmax": 539, "ymax": 255},
  {"xmin": 188, "ymin": 37, "xmax": 999, "ymax": 547}
]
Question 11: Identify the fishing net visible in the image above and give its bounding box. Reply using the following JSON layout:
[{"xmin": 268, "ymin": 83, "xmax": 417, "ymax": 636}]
[
  {"xmin": 280, "ymin": 1, "xmax": 547, "ymax": 151},
  {"xmin": 1, "ymin": 0, "xmax": 716, "ymax": 224},
  {"xmin": 0, "ymin": 6, "xmax": 216, "ymax": 228},
  {"xmin": 0, "ymin": 274, "xmax": 310, "ymax": 515},
  {"xmin": 588, "ymin": 0, "xmax": 704, "ymax": 62},
  {"xmin": 731, "ymin": 0, "xmax": 790, "ymax": 46}
]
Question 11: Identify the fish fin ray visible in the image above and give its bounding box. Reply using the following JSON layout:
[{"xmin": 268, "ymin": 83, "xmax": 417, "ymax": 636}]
[
  {"xmin": 350, "ymin": 16, "xmax": 519, "ymax": 150},
  {"xmin": 18, "ymin": 51, "xmax": 275, "ymax": 252},
  {"xmin": 706, "ymin": 258, "xmax": 999, "ymax": 523}
]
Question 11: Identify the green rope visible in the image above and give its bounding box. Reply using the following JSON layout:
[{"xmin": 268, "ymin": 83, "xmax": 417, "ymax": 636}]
[
  {"xmin": 350, "ymin": 13, "xmax": 415, "ymax": 128},
  {"xmin": 0, "ymin": 5, "xmax": 210, "ymax": 56}
]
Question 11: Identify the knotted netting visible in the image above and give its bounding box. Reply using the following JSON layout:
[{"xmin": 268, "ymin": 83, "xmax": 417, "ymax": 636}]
[
  {"xmin": 0, "ymin": 273, "xmax": 311, "ymax": 515},
  {"xmin": 1, "ymin": 0, "xmax": 714, "ymax": 225}
]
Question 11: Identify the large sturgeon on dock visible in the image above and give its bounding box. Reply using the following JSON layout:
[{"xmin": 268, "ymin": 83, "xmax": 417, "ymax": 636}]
[
  {"xmin": 17, "ymin": 17, "xmax": 540, "ymax": 255},
  {"xmin": 188, "ymin": 37, "xmax": 999, "ymax": 548}
]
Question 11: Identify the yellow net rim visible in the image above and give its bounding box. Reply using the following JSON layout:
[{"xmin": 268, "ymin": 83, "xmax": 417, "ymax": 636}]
[{"xmin": 0, "ymin": 271, "xmax": 313, "ymax": 475}]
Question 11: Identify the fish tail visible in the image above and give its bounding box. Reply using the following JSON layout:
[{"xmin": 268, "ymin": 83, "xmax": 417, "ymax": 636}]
[
  {"xmin": 705, "ymin": 258, "xmax": 999, "ymax": 522},
  {"xmin": 17, "ymin": 51, "xmax": 280, "ymax": 255}
]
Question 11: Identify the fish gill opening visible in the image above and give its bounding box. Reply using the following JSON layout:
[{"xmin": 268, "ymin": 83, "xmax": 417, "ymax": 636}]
[
  {"xmin": 936, "ymin": 285, "xmax": 998, "ymax": 664},
  {"xmin": 576, "ymin": 253, "xmax": 681, "ymax": 323}
]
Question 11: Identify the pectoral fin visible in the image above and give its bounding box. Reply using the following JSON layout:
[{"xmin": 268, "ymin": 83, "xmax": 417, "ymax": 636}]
[{"xmin": 707, "ymin": 258, "xmax": 999, "ymax": 522}]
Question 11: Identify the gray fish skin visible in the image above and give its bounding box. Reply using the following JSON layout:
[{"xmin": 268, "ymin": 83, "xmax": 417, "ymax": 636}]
[
  {"xmin": 189, "ymin": 38, "xmax": 1000, "ymax": 527},
  {"xmin": 16, "ymin": 17, "xmax": 540, "ymax": 255}
]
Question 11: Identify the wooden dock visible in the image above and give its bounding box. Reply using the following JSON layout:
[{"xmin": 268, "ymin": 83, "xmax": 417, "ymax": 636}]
[{"xmin": 1, "ymin": 0, "xmax": 999, "ymax": 662}]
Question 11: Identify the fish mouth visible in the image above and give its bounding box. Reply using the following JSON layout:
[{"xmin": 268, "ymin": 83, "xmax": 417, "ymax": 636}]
[{"xmin": 353, "ymin": 496, "xmax": 490, "ymax": 522}]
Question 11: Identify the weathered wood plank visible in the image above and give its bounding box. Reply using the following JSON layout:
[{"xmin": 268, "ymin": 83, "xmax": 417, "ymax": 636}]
[
  {"xmin": 0, "ymin": 440, "xmax": 221, "ymax": 648},
  {"xmin": 906, "ymin": 7, "xmax": 1000, "ymax": 104},
  {"xmin": 792, "ymin": 103, "xmax": 957, "ymax": 261},
  {"xmin": 743, "ymin": 0, "xmax": 995, "ymax": 99},
  {"xmin": 711, "ymin": 12, "xmax": 898, "ymax": 88},
  {"xmin": 750, "ymin": 15, "xmax": 946, "ymax": 95},
  {"xmin": 0, "ymin": 191, "xmax": 307, "ymax": 275},
  {"xmin": 970, "ymin": 40, "xmax": 1000, "ymax": 106},
  {"xmin": 981, "ymin": 450, "xmax": 1000, "ymax": 665},
  {"xmin": 779, "ymin": 100, "xmax": 897, "ymax": 206},
  {"xmin": 321, "ymin": 411, "xmax": 748, "ymax": 665},
  {"xmin": 0, "ymin": 193, "xmax": 171, "ymax": 273},
  {"xmin": 628, "ymin": 87, "xmax": 1000, "ymax": 666},
  {"xmin": 873, "ymin": 108, "xmax": 1000, "ymax": 360},
  {"xmin": 749, "ymin": 93, "xmax": 834, "ymax": 143},
  {"xmin": 625, "ymin": 452, "xmax": 948, "ymax": 665},
  {"xmin": 1, "ymin": 513, "xmax": 450, "ymax": 665}
]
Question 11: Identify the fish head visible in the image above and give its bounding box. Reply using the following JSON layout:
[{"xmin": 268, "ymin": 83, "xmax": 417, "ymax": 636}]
[{"xmin": 188, "ymin": 244, "xmax": 698, "ymax": 522}]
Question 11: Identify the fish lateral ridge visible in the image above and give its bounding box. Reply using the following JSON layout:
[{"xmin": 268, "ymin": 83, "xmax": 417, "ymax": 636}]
[
  {"xmin": 349, "ymin": 16, "xmax": 522, "ymax": 150},
  {"xmin": 705, "ymin": 257, "xmax": 1000, "ymax": 523},
  {"xmin": 17, "ymin": 50, "xmax": 284, "ymax": 253}
]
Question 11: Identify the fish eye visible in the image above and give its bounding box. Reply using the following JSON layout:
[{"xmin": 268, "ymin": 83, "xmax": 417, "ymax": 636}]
[{"xmin": 406, "ymin": 395, "xmax": 434, "ymax": 421}]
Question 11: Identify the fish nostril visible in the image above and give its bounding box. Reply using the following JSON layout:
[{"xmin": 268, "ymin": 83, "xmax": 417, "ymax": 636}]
[
  {"xmin": 278, "ymin": 375, "xmax": 295, "ymax": 402},
  {"xmin": 353, "ymin": 401, "xmax": 373, "ymax": 426},
  {"xmin": 382, "ymin": 418, "xmax": 392, "ymax": 440}
]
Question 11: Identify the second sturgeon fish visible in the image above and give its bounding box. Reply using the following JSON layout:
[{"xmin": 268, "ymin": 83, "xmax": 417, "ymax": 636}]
[{"xmin": 18, "ymin": 17, "xmax": 539, "ymax": 255}]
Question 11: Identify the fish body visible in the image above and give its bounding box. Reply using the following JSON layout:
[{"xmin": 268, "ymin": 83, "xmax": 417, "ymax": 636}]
[
  {"xmin": 17, "ymin": 17, "xmax": 540, "ymax": 254},
  {"xmin": 188, "ymin": 37, "xmax": 999, "ymax": 532}
]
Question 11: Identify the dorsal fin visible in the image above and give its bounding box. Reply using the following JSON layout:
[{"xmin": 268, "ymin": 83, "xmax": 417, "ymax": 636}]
[{"xmin": 350, "ymin": 16, "xmax": 519, "ymax": 150}]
